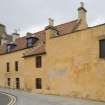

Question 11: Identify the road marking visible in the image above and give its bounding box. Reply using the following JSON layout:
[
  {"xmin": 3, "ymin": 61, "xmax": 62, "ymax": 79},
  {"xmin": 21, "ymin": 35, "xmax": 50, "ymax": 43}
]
[{"xmin": 0, "ymin": 92, "xmax": 16, "ymax": 105}]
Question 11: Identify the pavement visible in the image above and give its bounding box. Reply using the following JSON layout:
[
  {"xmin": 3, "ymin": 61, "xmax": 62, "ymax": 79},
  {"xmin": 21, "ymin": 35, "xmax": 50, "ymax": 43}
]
[{"xmin": 0, "ymin": 88, "xmax": 105, "ymax": 105}]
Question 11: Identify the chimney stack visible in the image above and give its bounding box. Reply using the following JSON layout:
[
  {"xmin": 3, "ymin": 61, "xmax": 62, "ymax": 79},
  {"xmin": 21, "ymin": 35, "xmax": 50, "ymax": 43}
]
[
  {"xmin": 48, "ymin": 18, "xmax": 54, "ymax": 26},
  {"xmin": 45, "ymin": 18, "xmax": 59, "ymax": 38},
  {"xmin": 12, "ymin": 33, "xmax": 20, "ymax": 42},
  {"xmin": 12, "ymin": 29, "xmax": 20, "ymax": 42},
  {"xmin": 77, "ymin": 2, "xmax": 88, "ymax": 29}
]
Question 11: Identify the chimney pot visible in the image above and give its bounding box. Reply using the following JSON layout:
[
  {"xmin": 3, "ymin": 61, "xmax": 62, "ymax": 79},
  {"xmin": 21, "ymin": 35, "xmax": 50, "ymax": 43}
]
[{"xmin": 80, "ymin": 2, "xmax": 84, "ymax": 7}]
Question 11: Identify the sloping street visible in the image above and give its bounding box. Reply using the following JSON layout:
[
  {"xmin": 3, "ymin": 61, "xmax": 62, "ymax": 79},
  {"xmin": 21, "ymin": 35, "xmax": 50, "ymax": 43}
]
[{"xmin": 0, "ymin": 88, "xmax": 105, "ymax": 105}]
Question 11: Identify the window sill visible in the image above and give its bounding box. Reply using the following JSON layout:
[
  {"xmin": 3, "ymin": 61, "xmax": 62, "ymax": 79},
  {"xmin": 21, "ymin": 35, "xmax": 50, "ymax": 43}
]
[{"xmin": 98, "ymin": 58, "xmax": 105, "ymax": 62}]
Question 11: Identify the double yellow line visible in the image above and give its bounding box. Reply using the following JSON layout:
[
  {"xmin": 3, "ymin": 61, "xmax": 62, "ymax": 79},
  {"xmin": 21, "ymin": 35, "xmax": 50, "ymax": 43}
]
[{"xmin": 0, "ymin": 92, "xmax": 16, "ymax": 105}]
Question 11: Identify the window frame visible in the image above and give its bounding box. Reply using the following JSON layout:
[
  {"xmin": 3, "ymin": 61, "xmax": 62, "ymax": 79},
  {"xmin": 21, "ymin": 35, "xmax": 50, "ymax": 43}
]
[
  {"xmin": 36, "ymin": 56, "xmax": 42, "ymax": 68},
  {"xmin": 7, "ymin": 78, "xmax": 11, "ymax": 87},
  {"xmin": 27, "ymin": 37, "xmax": 38, "ymax": 48},
  {"xmin": 27, "ymin": 38, "xmax": 33, "ymax": 48},
  {"xmin": 35, "ymin": 78, "xmax": 42, "ymax": 89},
  {"xmin": 6, "ymin": 62, "xmax": 10, "ymax": 72},
  {"xmin": 15, "ymin": 61, "xmax": 19, "ymax": 72},
  {"xmin": 6, "ymin": 45, "xmax": 11, "ymax": 52},
  {"xmin": 16, "ymin": 78, "xmax": 20, "ymax": 89},
  {"xmin": 99, "ymin": 39, "xmax": 105, "ymax": 58}
]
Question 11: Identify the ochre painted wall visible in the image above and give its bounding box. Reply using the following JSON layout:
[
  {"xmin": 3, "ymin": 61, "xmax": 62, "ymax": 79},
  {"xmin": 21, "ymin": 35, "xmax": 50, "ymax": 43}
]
[
  {"xmin": 23, "ymin": 55, "xmax": 46, "ymax": 93},
  {"xmin": 0, "ymin": 24, "xmax": 105, "ymax": 102},
  {"xmin": 24, "ymin": 24, "xmax": 105, "ymax": 101},
  {"xmin": 44, "ymin": 24, "xmax": 105, "ymax": 101},
  {"xmin": 0, "ymin": 50, "xmax": 26, "ymax": 89}
]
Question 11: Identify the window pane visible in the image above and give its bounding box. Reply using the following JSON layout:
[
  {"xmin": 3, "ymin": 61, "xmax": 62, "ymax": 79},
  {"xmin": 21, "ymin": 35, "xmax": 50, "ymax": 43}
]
[
  {"xmin": 7, "ymin": 78, "xmax": 11, "ymax": 86},
  {"xmin": 7, "ymin": 45, "xmax": 11, "ymax": 52},
  {"xmin": 15, "ymin": 61, "xmax": 18, "ymax": 71},
  {"xmin": 16, "ymin": 78, "xmax": 20, "ymax": 89},
  {"xmin": 27, "ymin": 37, "xmax": 38, "ymax": 48},
  {"xmin": 36, "ymin": 56, "xmax": 42, "ymax": 68},
  {"xmin": 27, "ymin": 38, "xmax": 33, "ymax": 47},
  {"xmin": 100, "ymin": 39, "xmax": 105, "ymax": 58},
  {"xmin": 36, "ymin": 78, "xmax": 42, "ymax": 89},
  {"xmin": 7, "ymin": 62, "xmax": 10, "ymax": 72}
]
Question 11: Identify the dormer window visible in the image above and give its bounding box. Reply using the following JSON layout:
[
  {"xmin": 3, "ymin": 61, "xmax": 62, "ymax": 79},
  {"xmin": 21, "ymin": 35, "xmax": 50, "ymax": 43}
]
[
  {"xmin": 6, "ymin": 45, "xmax": 11, "ymax": 52},
  {"xmin": 27, "ymin": 38, "xmax": 33, "ymax": 47},
  {"xmin": 6, "ymin": 43, "xmax": 16, "ymax": 53},
  {"xmin": 27, "ymin": 37, "xmax": 38, "ymax": 48}
]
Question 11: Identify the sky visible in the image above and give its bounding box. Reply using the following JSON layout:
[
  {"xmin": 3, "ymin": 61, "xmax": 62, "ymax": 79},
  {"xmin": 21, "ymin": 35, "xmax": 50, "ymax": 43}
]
[{"xmin": 0, "ymin": 0, "xmax": 105, "ymax": 36}]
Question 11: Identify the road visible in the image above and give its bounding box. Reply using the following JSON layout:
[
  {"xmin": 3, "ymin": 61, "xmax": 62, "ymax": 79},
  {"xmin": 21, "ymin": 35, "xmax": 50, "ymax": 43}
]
[
  {"xmin": 0, "ymin": 92, "xmax": 10, "ymax": 105},
  {"xmin": 0, "ymin": 88, "xmax": 105, "ymax": 105}
]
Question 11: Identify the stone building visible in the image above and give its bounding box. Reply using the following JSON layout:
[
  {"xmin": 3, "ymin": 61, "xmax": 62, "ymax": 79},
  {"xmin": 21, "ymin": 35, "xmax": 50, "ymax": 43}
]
[
  {"xmin": 0, "ymin": 24, "xmax": 13, "ymax": 45},
  {"xmin": 0, "ymin": 2, "xmax": 105, "ymax": 101}
]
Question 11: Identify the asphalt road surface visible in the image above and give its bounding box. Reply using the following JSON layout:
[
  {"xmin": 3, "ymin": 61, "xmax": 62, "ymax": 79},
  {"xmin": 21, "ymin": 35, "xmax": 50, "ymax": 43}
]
[
  {"xmin": 0, "ymin": 92, "xmax": 10, "ymax": 105},
  {"xmin": 0, "ymin": 88, "xmax": 105, "ymax": 105}
]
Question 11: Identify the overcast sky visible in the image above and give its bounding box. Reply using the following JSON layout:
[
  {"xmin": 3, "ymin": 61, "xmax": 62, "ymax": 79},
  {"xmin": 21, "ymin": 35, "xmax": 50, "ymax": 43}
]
[{"xmin": 0, "ymin": 0, "xmax": 105, "ymax": 35}]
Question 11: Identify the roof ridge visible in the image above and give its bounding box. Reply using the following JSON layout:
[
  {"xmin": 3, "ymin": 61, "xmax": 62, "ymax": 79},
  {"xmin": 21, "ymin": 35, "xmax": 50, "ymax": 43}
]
[
  {"xmin": 33, "ymin": 19, "xmax": 79, "ymax": 34},
  {"xmin": 55, "ymin": 19, "xmax": 79, "ymax": 28}
]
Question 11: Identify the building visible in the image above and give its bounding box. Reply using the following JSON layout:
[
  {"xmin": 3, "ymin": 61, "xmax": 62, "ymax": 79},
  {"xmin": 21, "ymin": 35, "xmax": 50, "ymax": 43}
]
[
  {"xmin": 0, "ymin": 2, "xmax": 105, "ymax": 101},
  {"xmin": 0, "ymin": 24, "xmax": 13, "ymax": 45}
]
